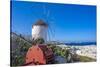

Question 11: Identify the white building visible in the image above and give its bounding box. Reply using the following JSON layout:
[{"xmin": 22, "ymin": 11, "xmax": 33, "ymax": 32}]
[
  {"xmin": 75, "ymin": 45, "xmax": 97, "ymax": 59},
  {"xmin": 32, "ymin": 19, "xmax": 48, "ymax": 42}
]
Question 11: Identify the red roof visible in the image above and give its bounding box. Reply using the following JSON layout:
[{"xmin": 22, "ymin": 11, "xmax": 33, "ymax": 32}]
[{"xmin": 32, "ymin": 19, "xmax": 48, "ymax": 27}]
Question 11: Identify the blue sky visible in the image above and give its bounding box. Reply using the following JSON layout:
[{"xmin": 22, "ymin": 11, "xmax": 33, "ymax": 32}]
[{"xmin": 11, "ymin": 1, "xmax": 96, "ymax": 42}]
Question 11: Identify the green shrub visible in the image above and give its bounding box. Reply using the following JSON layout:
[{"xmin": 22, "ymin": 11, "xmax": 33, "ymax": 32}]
[
  {"xmin": 32, "ymin": 38, "xmax": 44, "ymax": 45},
  {"xmin": 11, "ymin": 37, "xmax": 31, "ymax": 66}
]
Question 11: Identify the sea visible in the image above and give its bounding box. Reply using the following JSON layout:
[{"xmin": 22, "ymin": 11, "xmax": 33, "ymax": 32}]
[{"xmin": 64, "ymin": 42, "xmax": 96, "ymax": 46}]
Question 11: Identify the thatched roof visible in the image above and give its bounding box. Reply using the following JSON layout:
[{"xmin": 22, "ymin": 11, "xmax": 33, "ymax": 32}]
[{"xmin": 32, "ymin": 19, "xmax": 48, "ymax": 27}]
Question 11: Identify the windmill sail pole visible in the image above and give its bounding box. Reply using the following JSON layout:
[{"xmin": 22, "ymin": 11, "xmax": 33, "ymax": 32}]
[{"xmin": 42, "ymin": 4, "xmax": 56, "ymax": 42}]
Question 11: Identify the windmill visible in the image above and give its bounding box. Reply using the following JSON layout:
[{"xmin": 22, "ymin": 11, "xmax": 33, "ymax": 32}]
[
  {"xmin": 31, "ymin": 4, "xmax": 55, "ymax": 43},
  {"xmin": 32, "ymin": 19, "xmax": 48, "ymax": 42}
]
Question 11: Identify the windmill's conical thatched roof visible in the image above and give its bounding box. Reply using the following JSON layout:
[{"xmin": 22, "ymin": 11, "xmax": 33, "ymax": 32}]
[{"xmin": 32, "ymin": 19, "xmax": 48, "ymax": 27}]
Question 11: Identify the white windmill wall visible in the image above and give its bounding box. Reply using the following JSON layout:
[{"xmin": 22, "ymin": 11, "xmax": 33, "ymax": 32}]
[{"xmin": 32, "ymin": 25, "xmax": 47, "ymax": 42}]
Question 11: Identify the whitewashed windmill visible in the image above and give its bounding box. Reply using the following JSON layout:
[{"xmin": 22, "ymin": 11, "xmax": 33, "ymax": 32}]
[
  {"xmin": 31, "ymin": 4, "xmax": 55, "ymax": 43},
  {"xmin": 32, "ymin": 19, "xmax": 48, "ymax": 42}
]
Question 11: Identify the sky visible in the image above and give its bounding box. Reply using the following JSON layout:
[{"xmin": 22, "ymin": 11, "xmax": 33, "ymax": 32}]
[{"xmin": 11, "ymin": 1, "xmax": 96, "ymax": 42}]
